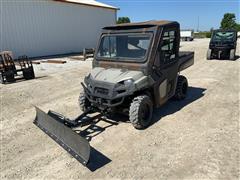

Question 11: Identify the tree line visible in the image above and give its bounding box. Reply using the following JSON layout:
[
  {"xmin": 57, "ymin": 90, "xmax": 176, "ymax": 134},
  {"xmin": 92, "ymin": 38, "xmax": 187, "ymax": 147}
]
[
  {"xmin": 220, "ymin": 13, "xmax": 240, "ymax": 31},
  {"xmin": 117, "ymin": 13, "xmax": 240, "ymax": 32}
]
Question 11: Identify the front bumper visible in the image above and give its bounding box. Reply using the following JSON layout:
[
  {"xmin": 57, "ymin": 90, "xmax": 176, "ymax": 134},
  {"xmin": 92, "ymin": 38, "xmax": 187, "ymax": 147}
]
[
  {"xmin": 209, "ymin": 43, "xmax": 235, "ymax": 51},
  {"xmin": 82, "ymin": 78, "xmax": 134, "ymax": 108}
]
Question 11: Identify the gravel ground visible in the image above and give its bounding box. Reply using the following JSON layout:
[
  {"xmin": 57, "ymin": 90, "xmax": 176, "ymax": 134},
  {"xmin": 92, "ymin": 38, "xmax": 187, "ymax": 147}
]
[{"xmin": 0, "ymin": 39, "xmax": 239, "ymax": 179}]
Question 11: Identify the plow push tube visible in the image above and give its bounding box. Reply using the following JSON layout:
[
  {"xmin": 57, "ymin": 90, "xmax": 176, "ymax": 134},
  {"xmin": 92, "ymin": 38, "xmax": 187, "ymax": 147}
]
[{"xmin": 33, "ymin": 107, "xmax": 91, "ymax": 166}]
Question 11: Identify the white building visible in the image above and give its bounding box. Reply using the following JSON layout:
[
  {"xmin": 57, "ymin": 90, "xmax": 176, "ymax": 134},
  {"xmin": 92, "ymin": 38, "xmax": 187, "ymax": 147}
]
[{"xmin": 0, "ymin": 0, "xmax": 118, "ymax": 58}]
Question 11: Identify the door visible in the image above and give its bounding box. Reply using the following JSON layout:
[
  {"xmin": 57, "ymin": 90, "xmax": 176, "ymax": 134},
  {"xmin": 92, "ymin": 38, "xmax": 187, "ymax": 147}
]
[{"xmin": 153, "ymin": 26, "xmax": 179, "ymax": 106}]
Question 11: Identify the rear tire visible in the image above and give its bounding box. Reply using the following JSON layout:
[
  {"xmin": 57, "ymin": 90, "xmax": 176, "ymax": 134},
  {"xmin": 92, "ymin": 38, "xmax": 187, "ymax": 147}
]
[
  {"xmin": 0, "ymin": 73, "xmax": 5, "ymax": 84},
  {"xmin": 129, "ymin": 95, "xmax": 153, "ymax": 130},
  {"xmin": 229, "ymin": 49, "xmax": 235, "ymax": 60},
  {"xmin": 173, "ymin": 75, "xmax": 188, "ymax": 100},
  {"xmin": 78, "ymin": 92, "xmax": 91, "ymax": 112},
  {"xmin": 207, "ymin": 49, "xmax": 212, "ymax": 60}
]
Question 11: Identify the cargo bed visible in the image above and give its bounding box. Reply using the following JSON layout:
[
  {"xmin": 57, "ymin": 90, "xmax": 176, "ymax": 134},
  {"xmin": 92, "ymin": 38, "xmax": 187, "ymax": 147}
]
[{"xmin": 179, "ymin": 51, "xmax": 194, "ymax": 71}]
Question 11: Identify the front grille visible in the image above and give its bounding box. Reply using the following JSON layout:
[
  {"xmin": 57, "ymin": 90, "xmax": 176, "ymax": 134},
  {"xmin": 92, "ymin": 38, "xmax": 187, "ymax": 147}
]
[{"xmin": 95, "ymin": 87, "xmax": 109, "ymax": 95}]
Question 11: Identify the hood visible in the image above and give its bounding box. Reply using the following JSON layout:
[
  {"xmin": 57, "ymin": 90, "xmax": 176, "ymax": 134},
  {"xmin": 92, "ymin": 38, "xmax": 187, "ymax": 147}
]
[{"xmin": 89, "ymin": 67, "xmax": 144, "ymax": 83}]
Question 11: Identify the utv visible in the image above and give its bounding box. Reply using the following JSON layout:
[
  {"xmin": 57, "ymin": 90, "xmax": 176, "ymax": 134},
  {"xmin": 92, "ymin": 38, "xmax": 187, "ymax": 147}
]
[
  {"xmin": 207, "ymin": 29, "xmax": 237, "ymax": 60},
  {"xmin": 34, "ymin": 20, "xmax": 194, "ymax": 166}
]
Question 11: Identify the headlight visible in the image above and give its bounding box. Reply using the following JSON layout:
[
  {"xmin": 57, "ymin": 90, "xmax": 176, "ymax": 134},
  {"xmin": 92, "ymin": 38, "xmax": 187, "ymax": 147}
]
[
  {"xmin": 84, "ymin": 75, "xmax": 93, "ymax": 89},
  {"xmin": 124, "ymin": 79, "xmax": 134, "ymax": 86}
]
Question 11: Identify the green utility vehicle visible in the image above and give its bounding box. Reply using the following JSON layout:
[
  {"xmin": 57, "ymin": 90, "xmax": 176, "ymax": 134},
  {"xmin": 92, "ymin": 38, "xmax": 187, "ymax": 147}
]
[{"xmin": 207, "ymin": 29, "xmax": 237, "ymax": 60}]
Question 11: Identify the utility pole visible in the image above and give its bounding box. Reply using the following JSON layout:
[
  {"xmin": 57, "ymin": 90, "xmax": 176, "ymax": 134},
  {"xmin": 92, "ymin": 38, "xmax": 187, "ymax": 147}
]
[{"xmin": 197, "ymin": 16, "xmax": 199, "ymax": 32}]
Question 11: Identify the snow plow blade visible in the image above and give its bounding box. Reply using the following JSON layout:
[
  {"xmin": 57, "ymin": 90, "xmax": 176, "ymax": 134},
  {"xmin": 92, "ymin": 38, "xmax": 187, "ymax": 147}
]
[{"xmin": 33, "ymin": 107, "xmax": 90, "ymax": 166}]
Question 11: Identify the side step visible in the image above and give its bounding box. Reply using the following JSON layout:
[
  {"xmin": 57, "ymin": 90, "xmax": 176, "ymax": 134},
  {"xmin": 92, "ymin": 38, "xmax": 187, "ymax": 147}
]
[{"xmin": 33, "ymin": 107, "xmax": 90, "ymax": 165}]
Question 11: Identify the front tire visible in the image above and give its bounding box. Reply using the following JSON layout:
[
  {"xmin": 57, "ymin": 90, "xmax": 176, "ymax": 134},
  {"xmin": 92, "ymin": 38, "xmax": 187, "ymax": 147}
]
[
  {"xmin": 229, "ymin": 49, "xmax": 235, "ymax": 60},
  {"xmin": 207, "ymin": 49, "xmax": 212, "ymax": 60},
  {"xmin": 173, "ymin": 75, "xmax": 188, "ymax": 100},
  {"xmin": 129, "ymin": 95, "xmax": 153, "ymax": 129},
  {"xmin": 78, "ymin": 92, "xmax": 91, "ymax": 112}
]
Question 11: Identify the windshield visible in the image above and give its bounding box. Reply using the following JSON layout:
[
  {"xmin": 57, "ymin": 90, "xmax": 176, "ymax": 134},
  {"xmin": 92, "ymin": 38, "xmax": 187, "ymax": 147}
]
[
  {"xmin": 212, "ymin": 31, "xmax": 235, "ymax": 42},
  {"xmin": 97, "ymin": 33, "xmax": 152, "ymax": 61}
]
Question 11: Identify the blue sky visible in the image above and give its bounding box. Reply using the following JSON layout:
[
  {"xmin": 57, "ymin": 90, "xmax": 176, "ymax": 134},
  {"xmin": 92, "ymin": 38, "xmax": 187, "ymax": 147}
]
[{"xmin": 100, "ymin": 0, "xmax": 239, "ymax": 31}]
